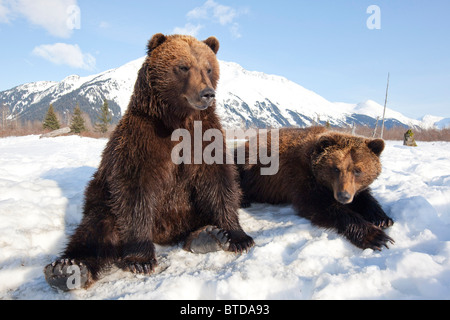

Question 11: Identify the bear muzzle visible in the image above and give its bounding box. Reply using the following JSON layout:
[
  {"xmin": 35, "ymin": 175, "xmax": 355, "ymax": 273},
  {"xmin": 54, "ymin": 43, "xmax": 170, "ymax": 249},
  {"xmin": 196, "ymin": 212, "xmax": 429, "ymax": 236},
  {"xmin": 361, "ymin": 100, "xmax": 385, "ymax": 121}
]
[
  {"xmin": 198, "ymin": 88, "xmax": 216, "ymax": 109},
  {"xmin": 184, "ymin": 88, "xmax": 216, "ymax": 111},
  {"xmin": 336, "ymin": 191, "xmax": 354, "ymax": 205}
]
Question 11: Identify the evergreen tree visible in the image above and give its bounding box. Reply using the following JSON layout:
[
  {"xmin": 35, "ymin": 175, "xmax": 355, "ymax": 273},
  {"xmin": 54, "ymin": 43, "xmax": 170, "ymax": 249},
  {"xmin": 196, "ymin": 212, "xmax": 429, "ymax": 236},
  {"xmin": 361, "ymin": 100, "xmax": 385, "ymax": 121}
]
[
  {"xmin": 43, "ymin": 104, "xmax": 60, "ymax": 130},
  {"xmin": 70, "ymin": 104, "xmax": 86, "ymax": 133},
  {"xmin": 95, "ymin": 99, "xmax": 112, "ymax": 134}
]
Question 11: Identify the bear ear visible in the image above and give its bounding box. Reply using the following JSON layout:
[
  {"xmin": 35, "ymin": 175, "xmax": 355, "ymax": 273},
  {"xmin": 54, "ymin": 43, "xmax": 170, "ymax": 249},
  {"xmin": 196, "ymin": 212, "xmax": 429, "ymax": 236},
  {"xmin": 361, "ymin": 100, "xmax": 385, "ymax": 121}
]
[
  {"xmin": 147, "ymin": 33, "xmax": 167, "ymax": 55},
  {"xmin": 315, "ymin": 135, "xmax": 336, "ymax": 154},
  {"xmin": 367, "ymin": 139, "xmax": 385, "ymax": 157},
  {"xmin": 203, "ymin": 36, "xmax": 220, "ymax": 55}
]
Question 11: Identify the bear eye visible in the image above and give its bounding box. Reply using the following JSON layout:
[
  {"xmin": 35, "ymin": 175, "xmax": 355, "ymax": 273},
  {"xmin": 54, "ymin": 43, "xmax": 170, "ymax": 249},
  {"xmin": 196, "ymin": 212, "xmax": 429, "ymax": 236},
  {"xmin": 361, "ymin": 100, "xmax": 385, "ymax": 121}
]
[
  {"xmin": 354, "ymin": 168, "xmax": 362, "ymax": 177},
  {"xmin": 333, "ymin": 167, "xmax": 340, "ymax": 173},
  {"xmin": 179, "ymin": 66, "xmax": 190, "ymax": 72},
  {"xmin": 207, "ymin": 68, "xmax": 212, "ymax": 74}
]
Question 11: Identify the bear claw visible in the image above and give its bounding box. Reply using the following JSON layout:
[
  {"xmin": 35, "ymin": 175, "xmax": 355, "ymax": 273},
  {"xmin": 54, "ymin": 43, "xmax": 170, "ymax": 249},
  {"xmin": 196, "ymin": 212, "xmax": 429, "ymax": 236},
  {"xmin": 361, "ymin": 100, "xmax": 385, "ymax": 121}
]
[{"xmin": 374, "ymin": 218, "xmax": 394, "ymax": 229}]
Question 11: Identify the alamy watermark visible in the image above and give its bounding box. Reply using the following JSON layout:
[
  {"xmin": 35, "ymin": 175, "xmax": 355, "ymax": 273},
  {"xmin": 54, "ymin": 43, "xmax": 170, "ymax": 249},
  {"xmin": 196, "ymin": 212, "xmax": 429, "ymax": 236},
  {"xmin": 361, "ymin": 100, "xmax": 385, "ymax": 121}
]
[
  {"xmin": 367, "ymin": 5, "xmax": 381, "ymax": 30},
  {"xmin": 171, "ymin": 121, "xmax": 280, "ymax": 176},
  {"xmin": 66, "ymin": 5, "xmax": 81, "ymax": 31},
  {"xmin": 66, "ymin": 264, "xmax": 81, "ymax": 290}
]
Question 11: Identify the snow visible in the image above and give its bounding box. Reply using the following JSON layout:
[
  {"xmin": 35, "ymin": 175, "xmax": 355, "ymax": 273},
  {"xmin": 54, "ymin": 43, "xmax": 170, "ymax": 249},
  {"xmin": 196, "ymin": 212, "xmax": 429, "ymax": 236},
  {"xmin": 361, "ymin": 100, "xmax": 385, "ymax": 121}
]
[{"xmin": 1, "ymin": 134, "xmax": 450, "ymax": 300}]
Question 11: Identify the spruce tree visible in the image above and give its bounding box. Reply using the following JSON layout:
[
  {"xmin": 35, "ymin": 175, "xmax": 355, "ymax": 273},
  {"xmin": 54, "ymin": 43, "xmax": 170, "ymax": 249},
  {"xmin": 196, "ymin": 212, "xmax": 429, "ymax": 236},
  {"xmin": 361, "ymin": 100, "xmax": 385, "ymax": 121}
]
[
  {"xmin": 43, "ymin": 104, "xmax": 61, "ymax": 130},
  {"xmin": 70, "ymin": 104, "xmax": 86, "ymax": 133},
  {"xmin": 95, "ymin": 99, "xmax": 112, "ymax": 134}
]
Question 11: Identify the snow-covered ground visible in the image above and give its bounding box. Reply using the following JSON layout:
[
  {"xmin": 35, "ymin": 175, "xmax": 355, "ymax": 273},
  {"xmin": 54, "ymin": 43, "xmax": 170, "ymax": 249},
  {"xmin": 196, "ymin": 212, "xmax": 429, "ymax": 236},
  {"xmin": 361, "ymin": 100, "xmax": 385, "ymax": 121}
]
[{"xmin": 1, "ymin": 135, "xmax": 450, "ymax": 300}]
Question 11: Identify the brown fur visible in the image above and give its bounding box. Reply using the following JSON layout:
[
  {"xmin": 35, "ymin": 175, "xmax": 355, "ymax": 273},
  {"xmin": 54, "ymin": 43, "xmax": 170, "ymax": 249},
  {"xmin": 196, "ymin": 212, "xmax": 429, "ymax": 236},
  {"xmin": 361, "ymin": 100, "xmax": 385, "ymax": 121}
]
[
  {"xmin": 45, "ymin": 34, "xmax": 254, "ymax": 289},
  {"xmin": 237, "ymin": 127, "xmax": 394, "ymax": 250}
]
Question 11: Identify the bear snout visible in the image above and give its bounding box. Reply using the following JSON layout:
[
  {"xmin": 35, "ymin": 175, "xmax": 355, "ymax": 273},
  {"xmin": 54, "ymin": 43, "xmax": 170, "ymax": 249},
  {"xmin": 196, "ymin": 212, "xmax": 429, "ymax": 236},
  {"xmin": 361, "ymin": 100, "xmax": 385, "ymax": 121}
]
[
  {"xmin": 336, "ymin": 191, "xmax": 353, "ymax": 205},
  {"xmin": 184, "ymin": 88, "xmax": 216, "ymax": 111},
  {"xmin": 199, "ymin": 88, "xmax": 216, "ymax": 107}
]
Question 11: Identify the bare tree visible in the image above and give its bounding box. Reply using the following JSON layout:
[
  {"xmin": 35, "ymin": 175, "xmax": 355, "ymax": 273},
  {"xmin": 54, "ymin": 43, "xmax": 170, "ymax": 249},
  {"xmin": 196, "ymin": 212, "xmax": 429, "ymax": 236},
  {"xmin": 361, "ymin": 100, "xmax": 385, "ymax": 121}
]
[{"xmin": 1, "ymin": 103, "xmax": 10, "ymax": 131}]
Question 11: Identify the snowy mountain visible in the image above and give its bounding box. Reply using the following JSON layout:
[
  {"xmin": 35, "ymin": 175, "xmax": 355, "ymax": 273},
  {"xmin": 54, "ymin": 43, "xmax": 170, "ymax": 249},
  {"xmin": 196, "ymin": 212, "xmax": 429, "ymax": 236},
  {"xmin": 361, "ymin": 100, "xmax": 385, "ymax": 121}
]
[
  {"xmin": 0, "ymin": 57, "xmax": 441, "ymax": 129},
  {"xmin": 420, "ymin": 115, "xmax": 450, "ymax": 129},
  {"xmin": 0, "ymin": 57, "xmax": 144, "ymax": 125},
  {"xmin": 216, "ymin": 62, "xmax": 423, "ymax": 129}
]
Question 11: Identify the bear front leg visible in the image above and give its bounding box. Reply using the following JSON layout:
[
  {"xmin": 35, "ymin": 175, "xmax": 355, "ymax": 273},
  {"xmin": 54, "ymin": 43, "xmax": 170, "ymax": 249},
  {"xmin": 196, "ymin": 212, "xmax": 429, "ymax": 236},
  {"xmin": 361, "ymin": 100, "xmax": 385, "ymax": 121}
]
[
  {"xmin": 191, "ymin": 164, "xmax": 255, "ymax": 253},
  {"xmin": 109, "ymin": 178, "xmax": 159, "ymax": 275},
  {"xmin": 350, "ymin": 189, "xmax": 394, "ymax": 229},
  {"xmin": 293, "ymin": 190, "xmax": 394, "ymax": 251}
]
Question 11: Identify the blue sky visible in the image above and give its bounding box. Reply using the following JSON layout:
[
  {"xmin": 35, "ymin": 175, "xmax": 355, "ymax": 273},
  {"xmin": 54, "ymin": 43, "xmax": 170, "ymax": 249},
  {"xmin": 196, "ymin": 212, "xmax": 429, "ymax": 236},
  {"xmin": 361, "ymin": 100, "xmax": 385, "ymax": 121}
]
[{"xmin": 0, "ymin": 0, "xmax": 449, "ymax": 119}]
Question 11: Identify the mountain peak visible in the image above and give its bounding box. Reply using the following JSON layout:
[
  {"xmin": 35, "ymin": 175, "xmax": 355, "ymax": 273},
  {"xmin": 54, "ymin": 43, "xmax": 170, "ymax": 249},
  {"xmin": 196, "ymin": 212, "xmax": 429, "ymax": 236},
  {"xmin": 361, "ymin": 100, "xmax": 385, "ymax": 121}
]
[{"xmin": 62, "ymin": 75, "xmax": 81, "ymax": 83}]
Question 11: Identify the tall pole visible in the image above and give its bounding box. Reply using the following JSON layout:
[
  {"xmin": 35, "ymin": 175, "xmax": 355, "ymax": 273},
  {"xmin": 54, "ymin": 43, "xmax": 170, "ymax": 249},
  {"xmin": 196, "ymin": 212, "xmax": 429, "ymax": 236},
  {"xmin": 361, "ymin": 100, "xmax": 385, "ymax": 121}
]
[
  {"xmin": 380, "ymin": 73, "xmax": 390, "ymax": 139},
  {"xmin": 373, "ymin": 116, "xmax": 380, "ymax": 138}
]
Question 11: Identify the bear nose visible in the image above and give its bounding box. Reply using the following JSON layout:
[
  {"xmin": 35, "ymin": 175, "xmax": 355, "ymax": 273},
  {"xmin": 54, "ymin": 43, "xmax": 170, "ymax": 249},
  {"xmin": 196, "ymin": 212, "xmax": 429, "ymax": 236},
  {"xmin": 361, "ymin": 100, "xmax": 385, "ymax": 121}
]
[
  {"xmin": 337, "ymin": 192, "xmax": 352, "ymax": 204},
  {"xmin": 200, "ymin": 88, "xmax": 216, "ymax": 105}
]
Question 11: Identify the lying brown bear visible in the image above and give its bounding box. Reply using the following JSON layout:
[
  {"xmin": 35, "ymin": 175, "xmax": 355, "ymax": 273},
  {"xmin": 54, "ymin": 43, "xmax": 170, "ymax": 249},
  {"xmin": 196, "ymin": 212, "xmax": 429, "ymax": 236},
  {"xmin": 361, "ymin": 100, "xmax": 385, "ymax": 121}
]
[{"xmin": 236, "ymin": 126, "xmax": 394, "ymax": 251}]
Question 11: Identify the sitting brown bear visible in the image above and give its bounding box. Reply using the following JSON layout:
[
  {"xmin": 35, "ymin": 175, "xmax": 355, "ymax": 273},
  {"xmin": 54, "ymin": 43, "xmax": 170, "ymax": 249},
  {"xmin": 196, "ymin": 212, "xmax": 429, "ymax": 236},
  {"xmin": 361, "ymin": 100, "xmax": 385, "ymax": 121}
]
[
  {"xmin": 237, "ymin": 126, "xmax": 394, "ymax": 250},
  {"xmin": 44, "ymin": 34, "xmax": 254, "ymax": 291}
]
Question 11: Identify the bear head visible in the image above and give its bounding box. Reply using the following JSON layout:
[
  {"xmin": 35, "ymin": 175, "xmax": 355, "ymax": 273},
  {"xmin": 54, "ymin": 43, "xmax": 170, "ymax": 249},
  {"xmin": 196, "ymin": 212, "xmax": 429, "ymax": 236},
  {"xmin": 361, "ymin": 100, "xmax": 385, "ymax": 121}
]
[
  {"xmin": 311, "ymin": 133, "xmax": 385, "ymax": 205},
  {"xmin": 145, "ymin": 33, "xmax": 220, "ymax": 113}
]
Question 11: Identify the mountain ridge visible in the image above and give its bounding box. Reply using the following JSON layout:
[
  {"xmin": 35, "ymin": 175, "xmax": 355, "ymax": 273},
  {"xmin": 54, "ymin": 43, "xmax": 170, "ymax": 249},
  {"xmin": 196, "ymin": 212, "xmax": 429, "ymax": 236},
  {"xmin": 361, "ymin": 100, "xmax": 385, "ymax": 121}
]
[{"xmin": 1, "ymin": 57, "xmax": 446, "ymax": 130}]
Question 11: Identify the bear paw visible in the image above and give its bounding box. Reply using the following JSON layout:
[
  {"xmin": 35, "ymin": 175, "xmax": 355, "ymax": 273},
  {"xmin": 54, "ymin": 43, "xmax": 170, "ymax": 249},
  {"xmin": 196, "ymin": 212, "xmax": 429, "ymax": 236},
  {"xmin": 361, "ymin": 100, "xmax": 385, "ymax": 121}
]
[
  {"xmin": 184, "ymin": 226, "xmax": 231, "ymax": 254},
  {"xmin": 227, "ymin": 230, "xmax": 255, "ymax": 254},
  {"xmin": 44, "ymin": 259, "xmax": 91, "ymax": 292},
  {"xmin": 361, "ymin": 226, "xmax": 395, "ymax": 251}
]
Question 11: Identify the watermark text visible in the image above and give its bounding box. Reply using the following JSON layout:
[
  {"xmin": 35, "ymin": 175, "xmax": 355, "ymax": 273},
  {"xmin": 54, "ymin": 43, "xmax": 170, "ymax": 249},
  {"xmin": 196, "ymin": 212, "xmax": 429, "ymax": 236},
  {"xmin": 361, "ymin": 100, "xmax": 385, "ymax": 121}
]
[{"xmin": 171, "ymin": 121, "xmax": 280, "ymax": 176}]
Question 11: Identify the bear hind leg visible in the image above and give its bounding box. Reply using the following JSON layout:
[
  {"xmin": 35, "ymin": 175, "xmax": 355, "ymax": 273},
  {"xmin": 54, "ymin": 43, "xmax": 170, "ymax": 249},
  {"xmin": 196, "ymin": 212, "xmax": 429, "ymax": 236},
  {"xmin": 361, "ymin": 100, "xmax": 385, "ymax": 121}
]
[{"xmin": 44, "ymin": 213, "xmax": 119, "ymax": 291}]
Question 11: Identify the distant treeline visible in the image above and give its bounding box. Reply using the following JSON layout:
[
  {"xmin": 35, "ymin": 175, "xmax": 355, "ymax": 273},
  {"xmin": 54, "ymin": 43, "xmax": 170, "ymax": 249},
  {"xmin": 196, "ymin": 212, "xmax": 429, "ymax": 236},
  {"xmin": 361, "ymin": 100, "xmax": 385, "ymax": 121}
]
[
  {"xmin": 2, "ymin": 116, "xmax": 450, "ymax": 142},
  {"xmin": 336, "ymin": 125, "xmax": 450, "ymax": 142},
  {"xmin": 1, "ymin": 100, "xmax": 115, "ymax": 138}
]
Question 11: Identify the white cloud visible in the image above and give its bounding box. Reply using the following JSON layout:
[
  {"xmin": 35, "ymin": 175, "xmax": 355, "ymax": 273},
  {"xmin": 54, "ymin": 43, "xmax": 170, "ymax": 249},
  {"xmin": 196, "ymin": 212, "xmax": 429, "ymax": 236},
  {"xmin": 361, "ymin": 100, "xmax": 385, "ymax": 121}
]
[
  {"xmin": 173, "ymin": 23, "xmax": 204, "ymax": 37},
  {"xmin": 0, "ymin": 0, "xmax": 79, "ymax": 38},
  {"xmin": 177, "ymin": 0, "xmax": 247, "ymax": 39},
  {"xmin": 32, "ymin": 43, "xmax": 96, "ymax": 70},
  {"xmin": 0, "ymin": 0, "xmax": 11, "ymax": 23},
  {"xmin": 188, "ymin": 0, "xmax": 237, "ymax": 25}
]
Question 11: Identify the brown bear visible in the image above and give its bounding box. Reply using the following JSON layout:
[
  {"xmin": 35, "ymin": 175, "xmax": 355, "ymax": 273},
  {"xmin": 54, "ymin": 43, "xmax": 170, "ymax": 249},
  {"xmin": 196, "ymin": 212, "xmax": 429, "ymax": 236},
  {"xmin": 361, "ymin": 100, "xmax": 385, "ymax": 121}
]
[
  {"xmin": 237, "ymin": 126, "xmax": 394, "ymax": 251},
  {"xmin": 44, "ymin": 34, "xmax": 254, "ymax": 291}
]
